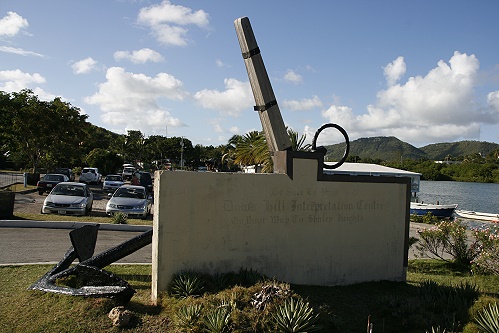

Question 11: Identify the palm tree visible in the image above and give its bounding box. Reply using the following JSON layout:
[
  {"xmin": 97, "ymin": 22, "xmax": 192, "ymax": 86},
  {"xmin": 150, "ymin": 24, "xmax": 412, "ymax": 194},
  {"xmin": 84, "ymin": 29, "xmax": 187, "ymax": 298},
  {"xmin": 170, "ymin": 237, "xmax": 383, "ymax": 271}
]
[
  {"xmin": 230, "ymin": 128, "xmax": 311, "ymax": 173},
  {"xmin": 233, "ymin": 131, "xmax": 271, "ymax": 172},
  {"xmin": 287, "ymin": 128, "xmax": 311, "ymax": 152}
]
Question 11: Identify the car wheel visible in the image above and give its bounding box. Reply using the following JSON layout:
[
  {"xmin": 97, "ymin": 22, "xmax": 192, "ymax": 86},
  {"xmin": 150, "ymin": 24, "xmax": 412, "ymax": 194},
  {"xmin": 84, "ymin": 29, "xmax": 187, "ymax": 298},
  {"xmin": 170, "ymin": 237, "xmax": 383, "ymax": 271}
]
[{"xmin": 38, "ymin": 191, "xmax": 44, "ymax": 195}]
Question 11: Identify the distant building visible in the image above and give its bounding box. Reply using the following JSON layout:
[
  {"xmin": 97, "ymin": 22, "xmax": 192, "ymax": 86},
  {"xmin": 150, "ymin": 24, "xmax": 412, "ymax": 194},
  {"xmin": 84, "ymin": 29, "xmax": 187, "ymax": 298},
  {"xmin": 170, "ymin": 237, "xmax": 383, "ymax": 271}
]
[
  {"xmin": 434, "ymin": 160, "xmax": 462, "ymax": 164},
  {"xmin": 324, "ymin": 162, "xmax": 421, "ymax": 195}
]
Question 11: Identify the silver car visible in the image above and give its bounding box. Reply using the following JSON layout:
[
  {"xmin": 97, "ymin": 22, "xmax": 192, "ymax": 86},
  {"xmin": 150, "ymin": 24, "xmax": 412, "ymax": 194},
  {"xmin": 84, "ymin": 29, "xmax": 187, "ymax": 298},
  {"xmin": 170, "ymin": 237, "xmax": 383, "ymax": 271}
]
[
  {"xmin": 102, "ymin": 174, "xmax": 124, "ymax": 193},
  {"xmin": 41, "ymin": 182, "xmax": 93, "ymax": 216},
  {"xmin": 106, "ymin": 185, "xmax": 151, "ymax": 219}
]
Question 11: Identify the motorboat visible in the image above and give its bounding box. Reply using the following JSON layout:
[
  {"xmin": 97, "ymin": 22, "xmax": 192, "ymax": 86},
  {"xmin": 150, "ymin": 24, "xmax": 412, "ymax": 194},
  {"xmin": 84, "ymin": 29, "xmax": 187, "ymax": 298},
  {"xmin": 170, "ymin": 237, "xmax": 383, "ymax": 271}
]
[
  {"xmin": 454, "ymin": 210, "xmax": 499, "ymax": 223},
  {"xmin": 410, "ymin": 202, "xmax": 458, "ymax": 218}
]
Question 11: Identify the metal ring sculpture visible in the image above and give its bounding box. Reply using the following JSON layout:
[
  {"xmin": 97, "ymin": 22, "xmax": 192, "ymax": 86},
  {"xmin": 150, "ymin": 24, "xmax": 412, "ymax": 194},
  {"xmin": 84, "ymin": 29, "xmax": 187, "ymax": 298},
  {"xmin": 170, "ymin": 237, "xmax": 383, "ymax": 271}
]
[{"xmin": 312, "ymin": 123, "xmax": 350, "ymax": 169}]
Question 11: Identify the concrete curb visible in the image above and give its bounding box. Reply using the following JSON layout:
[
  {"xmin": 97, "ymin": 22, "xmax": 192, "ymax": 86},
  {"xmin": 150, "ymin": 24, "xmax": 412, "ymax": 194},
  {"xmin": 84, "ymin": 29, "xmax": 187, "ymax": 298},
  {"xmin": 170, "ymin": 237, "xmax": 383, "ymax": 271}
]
[{"xmin": 0, "ymin": 220, "xmax": 152, "ymax": 232}]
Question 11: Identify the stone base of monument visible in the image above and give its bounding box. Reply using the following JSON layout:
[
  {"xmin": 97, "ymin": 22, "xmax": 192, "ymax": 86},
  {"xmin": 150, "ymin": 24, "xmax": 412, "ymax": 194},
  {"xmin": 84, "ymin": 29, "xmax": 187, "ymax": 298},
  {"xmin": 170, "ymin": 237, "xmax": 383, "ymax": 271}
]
[{"xmin": 151, "ymin": 151, "xmax": 410, "ymax": 303}]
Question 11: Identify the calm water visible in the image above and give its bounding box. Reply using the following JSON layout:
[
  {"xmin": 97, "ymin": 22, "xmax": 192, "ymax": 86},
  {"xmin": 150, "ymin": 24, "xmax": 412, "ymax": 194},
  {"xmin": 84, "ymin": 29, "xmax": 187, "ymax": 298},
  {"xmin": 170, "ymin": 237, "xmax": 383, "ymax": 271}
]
[{"xmin": 418, "ymin": 180, "xmax": 499, "ymax": 214}]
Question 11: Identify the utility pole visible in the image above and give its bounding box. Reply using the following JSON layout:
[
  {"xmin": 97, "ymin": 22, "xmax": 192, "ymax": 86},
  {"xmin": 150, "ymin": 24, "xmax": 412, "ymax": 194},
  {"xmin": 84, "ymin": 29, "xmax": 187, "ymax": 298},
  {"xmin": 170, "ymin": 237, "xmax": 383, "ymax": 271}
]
[{"xmin": 180, "ymin": 137, "xmax": 184, "ymax": 169}]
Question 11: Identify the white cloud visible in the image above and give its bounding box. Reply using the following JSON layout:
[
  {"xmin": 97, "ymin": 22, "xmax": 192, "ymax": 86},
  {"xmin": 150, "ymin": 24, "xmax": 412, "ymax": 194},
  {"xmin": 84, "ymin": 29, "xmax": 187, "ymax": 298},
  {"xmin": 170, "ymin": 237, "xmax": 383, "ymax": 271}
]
[
  {"xmin": 283, "ymin": 69, "xmax": 302, "ymax": 83},
  {"xmin": 114, "ymin": 48, "xmax": 164, "ymax": 64},
  {"xmin": 0, "ymin": 69, "xmax": 58, "ymax": 101},
  {"xmin": 487, "ymin": 90, "xmax": 499, "ymax": 111},
  {"xmin": 0, "ymin": 12, "xmax": 28, "ymax": 37},
  {"xmin": 216, "ymin": 59, "xmax": 227, "ymax": 68},
  {"xmin": 72, "ymin": 57, "xmax": 98, "ymax": 74},
  {"xmin": 194, "ymin": 78, "xmax": 253, "ymax": 117},
  {"xmin": 208, "ymin": 119, "xmax": 224, "ymax": 134},
  {"xmin": 283, "ymin": 95, "xmax": 322, "ymax": 111},
  {"xmin": 137, "ymin": 0, "xmax": 209, "ymax": 46},
  {"xmin": 84, "ymin": 67, "xmax": 185, "ymax": 133},
  {"xmin": 0, "ymin": 69, "xmax": 45, "ymax": 92},
  {"xmin": 0, "ymin": 46, "xmax": 43, "ymax": 57},
  {"xmin": 383, "ymin": 56, "xmax": 406, "ymax": 86},
  {"xmin": 320, "ymin": 51, "xmax": 499, "ymax": 145}
]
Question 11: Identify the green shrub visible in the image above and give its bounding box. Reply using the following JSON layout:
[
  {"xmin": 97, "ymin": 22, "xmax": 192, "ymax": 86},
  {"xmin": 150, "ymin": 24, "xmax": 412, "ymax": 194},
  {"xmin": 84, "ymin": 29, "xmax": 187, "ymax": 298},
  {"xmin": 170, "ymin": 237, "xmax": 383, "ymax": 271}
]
[
  {"xmin": 471, "ymin": 226, "xmax": 499, "ymax": 275},
  {"xmin": 415, "ymin": 220, "xmax": 481, "ymax": 268},
  {"xmin": 411, "ymin": 212, "xmax": 443, "ymax": 224}
]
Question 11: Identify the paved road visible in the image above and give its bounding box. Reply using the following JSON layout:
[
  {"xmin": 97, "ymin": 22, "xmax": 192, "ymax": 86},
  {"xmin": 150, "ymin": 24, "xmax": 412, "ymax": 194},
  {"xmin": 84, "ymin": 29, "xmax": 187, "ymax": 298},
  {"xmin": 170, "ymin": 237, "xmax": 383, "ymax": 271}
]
[
  {"xmin": 0, "ymin": 219, "xmax": 430, "ymax": 265},
  {"xmin": 0, "ymin": 224, "xmax": 152, "ymax": 265}
]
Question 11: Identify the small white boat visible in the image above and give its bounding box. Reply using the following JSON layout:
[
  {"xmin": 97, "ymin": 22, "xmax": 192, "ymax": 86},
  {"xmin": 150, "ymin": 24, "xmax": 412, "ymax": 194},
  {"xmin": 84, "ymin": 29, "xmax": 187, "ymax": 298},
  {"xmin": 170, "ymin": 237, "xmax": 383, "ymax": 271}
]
[
  {"xmin": 454, "ymin": 210, "xmax": 499, "ymax": 223},
  {"xmin": 410, "ymin": 202, "xmax": 458, "ymax": 218}
]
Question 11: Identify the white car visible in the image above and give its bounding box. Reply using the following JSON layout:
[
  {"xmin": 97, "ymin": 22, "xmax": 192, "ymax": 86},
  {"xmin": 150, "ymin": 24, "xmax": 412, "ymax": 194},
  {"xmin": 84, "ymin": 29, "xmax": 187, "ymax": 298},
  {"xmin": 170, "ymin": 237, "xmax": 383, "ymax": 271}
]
[
  {"xmin": 102, "ymin": 174, "xmax": 124, "ymax": 193},
  {"xmin": 122, "ymin": 165, "xmax": 136, "ymax": 181},
  {"xmin": 41, "ymin": 182, "xmax": 93, "ymax": 216},
  {"xmin": 106, "ymin": 185, "xmax": 151, "ymax": 219},
  {"xmin": 79, "ymin": 167, "xmax": 102, "ymax": 184}
]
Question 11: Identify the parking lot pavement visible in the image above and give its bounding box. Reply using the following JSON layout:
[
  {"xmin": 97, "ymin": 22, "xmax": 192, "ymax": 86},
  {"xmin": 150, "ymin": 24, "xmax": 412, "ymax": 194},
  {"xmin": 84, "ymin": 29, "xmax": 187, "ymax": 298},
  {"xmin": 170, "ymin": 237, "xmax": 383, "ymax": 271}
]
[{"xmin": 13, "ymin": 183, "xmax": 153, "ymax": 220}]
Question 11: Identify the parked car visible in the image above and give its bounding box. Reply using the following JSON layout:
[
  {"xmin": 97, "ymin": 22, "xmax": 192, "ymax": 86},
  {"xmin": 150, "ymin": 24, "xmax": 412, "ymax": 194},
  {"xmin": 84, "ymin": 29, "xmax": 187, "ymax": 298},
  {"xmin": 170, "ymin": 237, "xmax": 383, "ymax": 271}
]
[
  {"xmin": 54, "ymin": 168, "xmax": 75, "ymax": 181},
  {"xmin": 105, "ymin": 185, "xmax": 151, "ymax": 219},
  {"xmin": 102, "ymin": 174, "xmax": 124, "ymax": 193},
  {"xmin": 41, "ymin": 182, "xmax": 93, "ymax": 216},
  {"xmin": 79, "ymin": 167, "xmax": 101, "ymax": 184},
  {"xmin": 138, "ymin": 171, "xmax": 153, "ymax": 194},
  {"xmin": 36, "ymin": 173, "xmax": 69, "ymax": 195},
  {"xmin": 122, "ymin": 165, "xmax": 136, "ymax": 181}
]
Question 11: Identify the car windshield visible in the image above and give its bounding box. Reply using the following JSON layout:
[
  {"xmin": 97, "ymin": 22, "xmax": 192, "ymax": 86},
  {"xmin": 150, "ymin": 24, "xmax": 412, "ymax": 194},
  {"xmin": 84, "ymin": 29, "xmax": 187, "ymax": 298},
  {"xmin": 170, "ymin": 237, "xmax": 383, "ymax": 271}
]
[
  {"xmin": 52, "ymin": 184, "xmax": 85, "ymax": 197},
  {"xmin": 106, "ymin": 175, "xmax": 122, "ymax": 181},
  {"xmin": 44, "ymin": 174, "xmax": 64, "ymax": 181},
  {"xmin": 114, "ymin": 187, "xmax": 145, "ymax": 199}
]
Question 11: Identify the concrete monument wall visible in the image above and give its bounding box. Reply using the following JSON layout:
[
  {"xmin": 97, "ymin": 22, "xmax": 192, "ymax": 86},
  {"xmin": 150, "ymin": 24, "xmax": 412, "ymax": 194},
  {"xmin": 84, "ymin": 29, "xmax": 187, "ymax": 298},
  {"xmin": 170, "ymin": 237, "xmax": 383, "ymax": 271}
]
[{"xmin": 152, "ymin": 154, "xmax": 410, "ymax": 303}]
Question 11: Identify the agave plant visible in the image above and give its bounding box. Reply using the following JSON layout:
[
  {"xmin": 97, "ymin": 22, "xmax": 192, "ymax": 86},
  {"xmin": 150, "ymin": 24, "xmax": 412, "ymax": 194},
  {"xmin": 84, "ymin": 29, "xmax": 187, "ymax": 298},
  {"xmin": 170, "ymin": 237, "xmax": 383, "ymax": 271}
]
[
  {"xmin": 203, "ymin": 307, "xmax": 232, "ymax": 333},
  {"xmin": 111, "ymin": 212, "xmax": 128, "ymax": 224},
  {"xmin": 218, "ymin": 293, "xmax": 239, "ymax": 312},
  {"xmin": 169, "ymin": 272, "xmax": 205, "ymax": 299},
  {"xmin": 272, "ymin": 297, "xmax": 322, "ymax": 333},
  {"xmin": 426, "ymin": 326, "xmax": 446, "ymax": 333},
  {"xmin": 474, "ymin": 302, "xmax": 499, "ymax": 333},
  {"xmin": 175, "ymin": 304, "xmax": 203, "ymax": 331}
]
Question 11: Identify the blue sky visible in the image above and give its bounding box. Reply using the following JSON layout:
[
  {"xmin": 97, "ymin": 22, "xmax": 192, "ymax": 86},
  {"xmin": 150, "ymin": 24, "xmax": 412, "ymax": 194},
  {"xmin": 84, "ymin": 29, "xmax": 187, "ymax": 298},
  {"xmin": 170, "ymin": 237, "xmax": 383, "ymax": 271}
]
[{"xmin": 1, "ymin": 1, "xmax": 498, "ymax": 148}]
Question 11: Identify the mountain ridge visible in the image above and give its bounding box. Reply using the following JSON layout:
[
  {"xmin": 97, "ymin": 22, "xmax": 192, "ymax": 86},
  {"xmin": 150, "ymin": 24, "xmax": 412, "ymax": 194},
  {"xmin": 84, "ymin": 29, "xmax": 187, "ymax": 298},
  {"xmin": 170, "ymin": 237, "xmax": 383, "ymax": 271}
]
[{"xmin": 324, "ymin": 136, "xmax": 499, "ymax": 162}]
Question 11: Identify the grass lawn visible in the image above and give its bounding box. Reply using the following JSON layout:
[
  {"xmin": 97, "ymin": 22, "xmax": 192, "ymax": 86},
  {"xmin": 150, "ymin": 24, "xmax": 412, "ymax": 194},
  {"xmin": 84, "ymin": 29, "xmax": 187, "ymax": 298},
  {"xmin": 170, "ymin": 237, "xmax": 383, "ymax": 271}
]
[{"xmin": 0, "ymin": 260, "xmax": 498, "ymax": 332}]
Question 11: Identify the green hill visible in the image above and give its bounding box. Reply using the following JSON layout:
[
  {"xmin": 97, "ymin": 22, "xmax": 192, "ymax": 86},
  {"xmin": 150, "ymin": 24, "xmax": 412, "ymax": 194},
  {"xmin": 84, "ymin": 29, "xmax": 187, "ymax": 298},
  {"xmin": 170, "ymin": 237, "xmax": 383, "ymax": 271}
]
[
  {"xmin": 419, "ymin": 141, "xmax": 499, "ymax": 160},
  {"xmin": 324, "ymin": 137, "xmax": 499, "ymax": 162},
  {"xmin": 324, "ymin": 136, "xmax": 426, "ymax": 162}
]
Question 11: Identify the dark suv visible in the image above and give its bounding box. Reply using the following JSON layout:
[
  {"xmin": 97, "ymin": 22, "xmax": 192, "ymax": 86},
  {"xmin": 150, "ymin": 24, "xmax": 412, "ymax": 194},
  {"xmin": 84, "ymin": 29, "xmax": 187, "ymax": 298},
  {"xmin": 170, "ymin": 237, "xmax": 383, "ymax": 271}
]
[
  {"xmin": 139, "ymin": 171, "xmax": 153, "ymax": 194},
  {"xmin": 55, "ymin": 168, "xmax": 75, "ymax": 181}
]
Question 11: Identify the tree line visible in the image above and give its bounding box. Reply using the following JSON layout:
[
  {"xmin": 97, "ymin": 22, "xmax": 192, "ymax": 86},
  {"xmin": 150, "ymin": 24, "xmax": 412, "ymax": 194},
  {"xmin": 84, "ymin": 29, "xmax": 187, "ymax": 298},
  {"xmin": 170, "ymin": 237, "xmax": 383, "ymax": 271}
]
[
  {"xmin": 383, "ymin": 158, "xmax": 499, "ymax": 183},
  {"xmin": 0, "ymin": 90, "xmax": 310, "ymax": 175}
]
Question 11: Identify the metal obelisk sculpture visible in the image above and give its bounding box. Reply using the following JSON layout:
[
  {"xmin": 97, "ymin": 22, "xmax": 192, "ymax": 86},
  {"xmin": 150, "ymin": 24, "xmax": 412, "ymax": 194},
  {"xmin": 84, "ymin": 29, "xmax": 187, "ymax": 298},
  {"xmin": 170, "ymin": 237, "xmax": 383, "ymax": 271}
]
[{"xmin": 234, "ymin": 17, "xmax": 292, "ymax": 165}]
